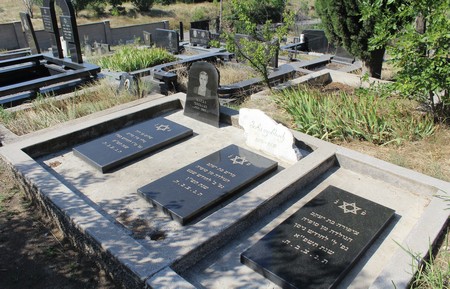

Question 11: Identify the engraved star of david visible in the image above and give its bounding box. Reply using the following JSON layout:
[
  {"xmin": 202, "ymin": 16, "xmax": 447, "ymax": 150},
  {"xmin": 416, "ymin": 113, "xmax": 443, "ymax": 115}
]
[
  {"xmin": 230, "ymin": 155, "xmax": 248, "ymax": 165},
  {"xmin": 339, "ymin": 201, "xmax": 361, "ymax": 214},
  {"xmin": 155, "ymin": 124, "xmax": 171, "ymax": 132}
]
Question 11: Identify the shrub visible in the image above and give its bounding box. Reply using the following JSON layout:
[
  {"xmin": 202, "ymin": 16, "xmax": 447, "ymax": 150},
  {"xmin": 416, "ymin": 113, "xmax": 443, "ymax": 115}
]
[
  {"xmin": 274, "ymin": 85, "xmax": 436, "ymax": 145},
  {"xmin": 96, "ymin": 46, "xmax": 176, "ymax": 72}
]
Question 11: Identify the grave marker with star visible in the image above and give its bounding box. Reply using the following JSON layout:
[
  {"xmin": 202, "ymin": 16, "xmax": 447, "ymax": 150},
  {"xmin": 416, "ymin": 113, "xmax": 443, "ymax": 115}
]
[
  {"xmin": 73, "ymin": 117, "xmax": 193, "ymax": 173},
  {"xmin": 138, "ymin": 144, "xmax": 278, "ymax": 225},
  {"xmin": 241, "ymin": 185, "xmax": 395, "ymax": 289}
]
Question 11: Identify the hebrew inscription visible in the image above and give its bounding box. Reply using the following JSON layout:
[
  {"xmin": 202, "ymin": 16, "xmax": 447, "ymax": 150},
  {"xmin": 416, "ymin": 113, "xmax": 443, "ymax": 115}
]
[{"xmin": 241, "ymin": 186, "xmax": 395, "ymax": 289}]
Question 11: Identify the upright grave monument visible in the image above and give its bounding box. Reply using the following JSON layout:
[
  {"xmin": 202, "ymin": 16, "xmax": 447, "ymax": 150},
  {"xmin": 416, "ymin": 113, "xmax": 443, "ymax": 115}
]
[
  {"xmin": 73, "ymin": 117, "xmax": 193, "ymax": 173},
  {"xmin": 41, "ymin": 0, "xmax": 83, "ymax": 63},
  {"xmin": 184, "ymin": 61, "xmax": 220, "ymax": 127},
  {"xmin": 41, "ymin": 0, "xmax": 63, "ymax": 58},
  {"xmin": 190, "ymin": 29, "xmax": 211, "ymax": 47},
  {"xmin": 153, "ymin": 28, "xmax": 180, "ymax": 54},
  {"xmin": 20, "ymin": 12, "xmax": 40, "ymax": 54},
  {"xmin": 138, "ymin": 144, "xmax": 278, "ymax": 225},
  {"xmin": 241, "ymin": 186, "xmax": 395, "ymax": 289}
]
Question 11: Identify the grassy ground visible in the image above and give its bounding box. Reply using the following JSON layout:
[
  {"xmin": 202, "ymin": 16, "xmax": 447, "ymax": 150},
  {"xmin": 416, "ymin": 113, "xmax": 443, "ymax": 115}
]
[{"xmin": 0, "ymin": 1, "xmax": 219, "ymax": 30}]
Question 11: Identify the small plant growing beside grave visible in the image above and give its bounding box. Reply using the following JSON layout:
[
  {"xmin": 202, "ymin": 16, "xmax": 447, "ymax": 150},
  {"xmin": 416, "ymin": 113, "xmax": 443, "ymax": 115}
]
[
  {"xmin": 95, "ymin": 45, "xmax": 176, "ymax": 72},
  {"xmin": 397, "ymin": 236, "xmax": 450, "ymax": 289},
  {"xmin": 222, "ymin": 0, "xmax": 295, "ymax": 89},
  {"xmin": 274, "ymin": 85, "xmax": 436, "ymax": 145}
]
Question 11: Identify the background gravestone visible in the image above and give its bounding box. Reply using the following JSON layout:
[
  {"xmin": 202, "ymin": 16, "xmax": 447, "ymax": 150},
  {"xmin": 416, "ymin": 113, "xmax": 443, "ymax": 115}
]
[
  {"xmin": 41, "ymin": 0, "xmax": 63, "ymax": 58},
  {"xmin": 241, "ymin": 186, "xmax": 395, "ymax": 289},
  {"xmin": 190, "ymin": 29, "xmax": 211, "ymax": 47},
  {"xmin": 184, "ymin": 61, "xmax": 220, "ymax": 127},
  {"xmin": 302, "ymin": 29, "xmax": 331, "ymax": 53},
  {"xmin": 143, "ymin": 31, "xmax": 152, "ymax": 47},
  {"xmin": 153, "ymin": 28, "xmax": 179, "ymax": 54},
  {"xmin": 20, "ymin": 12, "xmax": 40, "ymax": 54},
  {"xmin": 59, "ymin": 0, "xmax": 83, "ymax": 63}
]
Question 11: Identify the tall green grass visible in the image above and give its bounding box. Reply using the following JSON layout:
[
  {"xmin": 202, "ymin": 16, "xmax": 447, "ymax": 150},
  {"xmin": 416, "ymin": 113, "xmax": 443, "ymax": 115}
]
[
  {"xmin": 95, "ymin": 46, "xmax": 176, "ymax": 72},
  {"xmin": 274, "ymin": 86, "xmax": 436, "ymax": 145}
]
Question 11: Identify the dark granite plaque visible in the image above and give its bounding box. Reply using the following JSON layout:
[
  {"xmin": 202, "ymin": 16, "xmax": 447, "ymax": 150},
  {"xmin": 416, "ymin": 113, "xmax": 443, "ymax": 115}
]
[
  {"xmin": 73, "ymin": 117, "xmax": 193, "ymax": 173},
  {"xmin": 138, "ymin": 145, "xmax": 278, "ymax": 225},
  {"xmin": 190, "ymin": 29, "xmax": 211, "ymax": 46},
  {"xmin": 153, "ymin": 28, "xmax": 179, "ymax": 54},
  {"xmin": 241, "ymin": 186, "xmax": 395, "ymax": 289},
  {"xmin": 60, "ymin": 15, "xmax": 75, "ymax": 42},
  {"xmin": 184, "ymin": 61, "xmax": 220, "ymax": 127},
  {"xmin": 41, "ymin": 7, "xmax": 54, "ymax": 32}
]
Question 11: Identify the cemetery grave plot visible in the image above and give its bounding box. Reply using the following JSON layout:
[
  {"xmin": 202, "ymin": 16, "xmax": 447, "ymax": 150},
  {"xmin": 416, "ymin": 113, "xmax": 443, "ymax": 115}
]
[
  {"xmin": 34, "ymin": 96, "xmax": 289, "ymax": 245},
  {"xmin": 177, "ymin": 149, "xmax": 445, "ymax": 289},
  {"xmin": 0, "ymin": 54, "xmax": 100, "ymax": 106},
  {"xmin": 0, "ymin": 0, "xmax": 100, "ymax": 107},
  {"xmin": 0, "ymin": 93, "xmax": 448, "ymax": 289}
]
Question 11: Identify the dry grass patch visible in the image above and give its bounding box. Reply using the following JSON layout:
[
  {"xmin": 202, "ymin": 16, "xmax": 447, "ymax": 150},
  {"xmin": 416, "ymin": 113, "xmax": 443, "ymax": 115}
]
[
  {"xmin": 4, "ymin": 2, "xmax": 219, "ymax": 31},
  {"xmin": 175, "ymin": 62, "xmax": 258, "ymax": 92},
  {"xmin": 337, "ymin": 126, "xmax": 450, "ymax": 182},
  {"xmin": 0, "ymin": 79, "xmax": 142, "ymax": 135}
]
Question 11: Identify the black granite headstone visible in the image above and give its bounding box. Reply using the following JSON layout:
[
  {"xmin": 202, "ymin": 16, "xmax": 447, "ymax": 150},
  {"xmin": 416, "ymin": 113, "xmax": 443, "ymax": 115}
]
[
  {"xmin": 138, "ymin": 144, "xmax": 278, "ymax": 225},
  {"xmin": 59, "ymin": 0, "xmax": 83, "ymax": 63},
  {"xmin": 41, "ymin": 1, "xmax": 63, "ymax": 58},
  {"xmin": 184, "ymin": 61, "xmax": 220, "ymax": 127},
  {"xmin": 60, "ymin": 15, "xmax": 75, "ymax": 42},
  {"xmin": 241, "ymin": 186, "xmax": 395, "ymax": 289},
  {"xmin": 190, "ymin": 29, "xmax": 211, "ymax": 47},
  {"xmin": 302, "ymin": 29, "xmax": 331, "ymax": 53},
  {"xmin": 73, "ymin": 117, "xmax": 193, "ymax": 173},
  {"xmin": 20, "ymin": 12, "xmax": 40, "ymax": 54},
  {"xmin": 41, "ymin": 0, "xmax": 82, "ymax": 62},
  {"xmin": 153, "ymin": 28, "xmax": 180, "ymax": 54}
]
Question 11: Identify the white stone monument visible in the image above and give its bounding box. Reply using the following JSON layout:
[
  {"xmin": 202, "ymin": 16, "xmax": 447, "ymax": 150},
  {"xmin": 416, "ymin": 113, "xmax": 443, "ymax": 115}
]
[{"xmin": 239, "ymin": 108, "xmax": 305, "ymax": 164}]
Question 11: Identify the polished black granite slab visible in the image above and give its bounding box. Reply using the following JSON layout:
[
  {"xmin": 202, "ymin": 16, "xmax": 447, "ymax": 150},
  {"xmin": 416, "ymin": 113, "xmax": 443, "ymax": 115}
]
[
  {"xmin": 184, "ymin": 61, "xmax": 220, "ymax": 127},
  {"xmin": 241, "ymin": 186, "xmax": 395, "ymax": 289},
  {"xmin": 138, "ymin": 145, "xmax": 278, "ymax": 225},
  {"xmin": 73, "ymin": 117, "xmax": 193, "ymax": 173}
]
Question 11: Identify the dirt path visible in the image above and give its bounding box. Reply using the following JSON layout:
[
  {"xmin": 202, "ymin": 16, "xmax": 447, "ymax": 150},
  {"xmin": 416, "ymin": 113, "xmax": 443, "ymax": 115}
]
[{"xmin": 0, "ymin": 162, "xmax": 120, "ymax": 289}]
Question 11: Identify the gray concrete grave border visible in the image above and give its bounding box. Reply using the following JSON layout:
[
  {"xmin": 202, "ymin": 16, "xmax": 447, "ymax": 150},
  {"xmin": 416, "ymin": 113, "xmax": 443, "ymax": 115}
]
[{"xmin": 0, "ymin": 92, "xmax": 448, "ymax": 289}]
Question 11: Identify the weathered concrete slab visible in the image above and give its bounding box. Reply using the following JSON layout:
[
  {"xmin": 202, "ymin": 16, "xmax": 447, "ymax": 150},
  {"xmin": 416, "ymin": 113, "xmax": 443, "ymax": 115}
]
[{"xmin": 0, "ymin": 92, "xmax": 448, "ymax": 289}]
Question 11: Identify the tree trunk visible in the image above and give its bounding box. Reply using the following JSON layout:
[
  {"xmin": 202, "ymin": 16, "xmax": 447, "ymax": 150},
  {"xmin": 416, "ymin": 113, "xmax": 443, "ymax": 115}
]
[{"xmin": 362, "ymin": 47, "xmax": 385, "ymax": 79}]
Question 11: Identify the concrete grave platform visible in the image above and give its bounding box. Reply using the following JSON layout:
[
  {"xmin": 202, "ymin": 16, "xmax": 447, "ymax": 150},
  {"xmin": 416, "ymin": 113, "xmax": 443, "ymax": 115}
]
[{"xmin": 0, "ymin": 93, "xmax": 448, "ymax": 289}]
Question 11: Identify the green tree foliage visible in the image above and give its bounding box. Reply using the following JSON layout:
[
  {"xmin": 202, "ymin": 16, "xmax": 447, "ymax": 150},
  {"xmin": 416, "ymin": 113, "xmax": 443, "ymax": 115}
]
[
  {"xmin": 315, "ymin": 0, "xmax": 385, "ymax": 78},
  {"xmin": 223, "ymin": 0, "xmax": 293, "ymax": 89},
  {"xmin": 226, "ymin": 0, "xmax": 285, "ymax": 25},
  {"xmin": 362, "ymin": 0, "xmax": 450, "ymax": 120}
]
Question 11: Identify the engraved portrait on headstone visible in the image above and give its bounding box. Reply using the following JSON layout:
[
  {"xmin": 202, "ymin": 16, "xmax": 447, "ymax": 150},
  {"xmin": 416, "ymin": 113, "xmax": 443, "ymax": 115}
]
[
  {"xmin": 194, "ymin": 71, "xmax": 211, "ymax": 97},
  {"xmin": 184, "ymin": 61, "xmax": 220, "ymax": 127}
]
